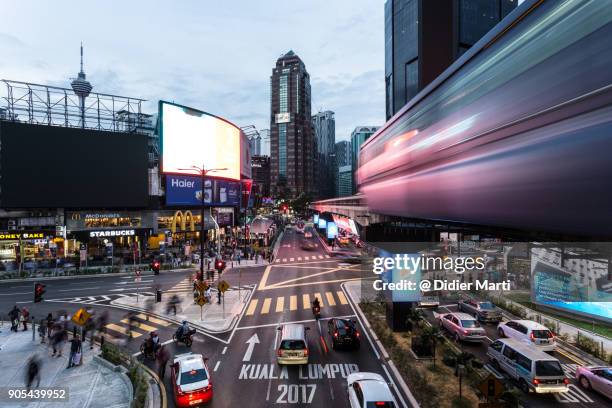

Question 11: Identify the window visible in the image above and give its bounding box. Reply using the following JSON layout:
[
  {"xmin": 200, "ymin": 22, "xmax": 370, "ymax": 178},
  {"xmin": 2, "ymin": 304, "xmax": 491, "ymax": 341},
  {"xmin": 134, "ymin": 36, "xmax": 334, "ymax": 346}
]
[
  {"xmin": 279, "ymin": 75, "xmax": 288, "ymax": 113},
  {"xmin": 461, "ymin": 320, "xmax": 480, "ymax": 328},
  {"xmin": 490, "ymin": 341, "xmax": 503, "ymax": 352},
  {"xmin": 353, "ymin": 383, "xmax": 364, "ymax": 406},
  {"xmin": 180, "ymin": 368, "xmax": 208, "ymax": 385},
  {"xmin": 516, "ymin": 324, "xmax": 528, "ymax": 334},
  {"xmin": 531, "ymin": 330, "xmax": 552, "ymax": 339},
  {"xmin": 535, "ymin": 361, "xmax": 563, "ymax": 377},
  {"xmin": 502, "ymin": 346, "xmax": 516, "ymax": 360},
  {"xmin": 515, "ymin": 354, "xmax": 532, "ymax": 372},
  {"xmin": 280, "ymin": 340, "xmax": 306, "ymax": 350},
  {"xmin": 479, "ymin": 302, "xmax": 494, "ymax": 310},
  {"xmin": 405, "ymin": 59, "xmax": 418, "ymax": 102},
  {"xmin": 279, "ymin": 124, "xmax": 287, "ymax": 176}
]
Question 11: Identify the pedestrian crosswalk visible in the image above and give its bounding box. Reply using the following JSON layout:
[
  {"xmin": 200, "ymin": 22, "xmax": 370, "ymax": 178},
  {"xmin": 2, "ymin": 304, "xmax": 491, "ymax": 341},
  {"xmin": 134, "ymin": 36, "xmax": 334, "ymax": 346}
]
[
  {"xmin": 245, "ymin": 290, "xmax": 349, "ymax": 316},
  {"xmin": 274, "ymin": 255, "xmax": 330, "ymax": 263},
  {"xmin": 101, "ymin": 313, "xmax": 173, "ymax": 342},
  {"xmin": 46, "ymin": 293, "xmax": 155, "ymax": 305},
  {"xmin": 164, "ymin": 277, "xmax": 248, "ymax": 294}
]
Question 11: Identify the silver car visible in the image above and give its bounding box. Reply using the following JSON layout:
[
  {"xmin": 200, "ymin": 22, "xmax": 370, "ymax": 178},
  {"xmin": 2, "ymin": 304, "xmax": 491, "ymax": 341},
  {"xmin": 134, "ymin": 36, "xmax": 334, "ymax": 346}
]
[
  {"xmin": 576, "ymin": 366, "xmax": 612, "ymax": 399},
  {"xmin": 458, "ymin": 299, "xmax": 502, "ymax": 323},
  {"xmin": 439, "ymin": 312, "xmax": 487, "ymax": 342}
]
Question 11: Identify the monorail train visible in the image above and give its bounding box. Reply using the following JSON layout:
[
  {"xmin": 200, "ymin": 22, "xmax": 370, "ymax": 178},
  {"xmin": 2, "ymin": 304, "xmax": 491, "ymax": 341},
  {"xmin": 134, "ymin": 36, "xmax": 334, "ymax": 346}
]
[{"xmin": 357, "ymin": 0, "xmax": 612, "ymax": 238}]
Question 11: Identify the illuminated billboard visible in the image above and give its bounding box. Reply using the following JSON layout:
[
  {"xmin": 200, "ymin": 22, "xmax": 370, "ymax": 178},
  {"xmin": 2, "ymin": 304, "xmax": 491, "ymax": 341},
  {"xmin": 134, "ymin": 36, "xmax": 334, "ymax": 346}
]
[
  {"xmin": 160, "ymin": 101, "xmax": 240, "ymax": 180},
  {"xmin": 166, "ymin": 175, "xmax": 240, "ymax": 207}
]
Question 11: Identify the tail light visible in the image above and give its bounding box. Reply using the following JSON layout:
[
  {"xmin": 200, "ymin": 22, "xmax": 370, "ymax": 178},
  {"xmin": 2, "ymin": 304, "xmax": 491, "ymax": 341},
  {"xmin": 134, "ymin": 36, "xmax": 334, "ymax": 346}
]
[
  {"xmin": 334, "ymin": 332, "xmax": 338, "ymax": 338},
  {"xmin": 563, "ymin": 378, "xmax": 569, "ymax": 385},
  {"xmin": 356, "ymin": 332, "xmax": 360, "ymax": 337},
  {"xmin": 463, "ymin": 330, "xmax": 469, "ymax": 335},
  {"xmin": 304, "ymin": 348, "xmax": 309, "ymax": 356},
  {"xmin": 530, "ymin": 333, "xmax": 535, "ymax": 341},
  {"xmin": 277, "ymin": 349, "xmax": 283, "ymax": 357},
  {"xmin": 532, "ymin": 379, "xmax": 540, "ymax": 385},
  {"xmin": 177, "ymin": 386, "xmax": 185, "ymax": 395}
]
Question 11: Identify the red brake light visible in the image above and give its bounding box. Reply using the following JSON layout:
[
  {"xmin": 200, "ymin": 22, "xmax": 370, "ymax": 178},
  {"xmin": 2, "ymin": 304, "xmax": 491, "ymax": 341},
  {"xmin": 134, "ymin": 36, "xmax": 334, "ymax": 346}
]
[
  {"xmin": 463, "ymin": 330, "xmax": 469, "ymax": 335},
  {"xmin": 532, "ymin": 379, "xmax": 540, "ymax": 385},
  {"xmin": 334, "ymin": 332, "xmax": 338, "ymax": 338},
  {"xmin": 304, "ymin": 348, "xmax": 309, "ymax": 356},
  {"xmin": 356, "ymin": 332, "xmax": 360, "ymax": 337},
  {"xmin": 277, "ymin": 349, "xmax": 282, "ymax": 357},
  {"xmin": 530, "ymin": 332, "xmax": 535, "ymax": 341},
  {"xmin": 563, "ymin": 378, "xmax": 569, "ymax": 385},
  {"xmin": 375, "ymin": 403, "xmax": 386, "ymax": 407}
]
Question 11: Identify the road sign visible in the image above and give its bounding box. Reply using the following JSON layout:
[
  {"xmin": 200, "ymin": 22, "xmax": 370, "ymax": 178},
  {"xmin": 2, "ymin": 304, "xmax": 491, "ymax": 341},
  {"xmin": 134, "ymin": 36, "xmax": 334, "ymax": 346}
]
[
  {"xmin": 71, "ymin": 308, "xmax": 91, "ymax": 326},
  {"xmin": 195, "ymin": 281, "xmax": 208, "ymax": 293},
  {"xmin": 218, "ymin": 280, "xmax": 230, "ymax": 293},
  {"xmin": 196, "ymin": 295, "xmax": 207, "ymax": 306},
  {"xmin": 478, "ymin": 374, "xmax": 504, "ymax": 400}
]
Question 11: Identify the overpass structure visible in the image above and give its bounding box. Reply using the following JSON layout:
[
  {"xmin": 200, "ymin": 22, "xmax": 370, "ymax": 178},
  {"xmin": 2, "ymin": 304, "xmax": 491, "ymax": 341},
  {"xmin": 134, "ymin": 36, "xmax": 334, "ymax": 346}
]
[{"xmin": 308, "ymin": 194, "xmax": 389, "ymax": 227}]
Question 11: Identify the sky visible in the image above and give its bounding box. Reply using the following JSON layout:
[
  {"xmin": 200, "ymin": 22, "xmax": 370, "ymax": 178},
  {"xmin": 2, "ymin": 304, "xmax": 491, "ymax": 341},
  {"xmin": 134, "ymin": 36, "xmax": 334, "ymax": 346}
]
[{"xmin": 0, "ymin": 0, "xmax": 385, "ymax": 153}]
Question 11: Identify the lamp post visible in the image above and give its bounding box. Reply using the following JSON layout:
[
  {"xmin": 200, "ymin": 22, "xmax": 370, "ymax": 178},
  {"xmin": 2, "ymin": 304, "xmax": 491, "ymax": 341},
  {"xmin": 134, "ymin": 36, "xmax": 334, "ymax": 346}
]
[{"xmin": 178, "ymin": 165, "xmax": 227, "ymax": 282}]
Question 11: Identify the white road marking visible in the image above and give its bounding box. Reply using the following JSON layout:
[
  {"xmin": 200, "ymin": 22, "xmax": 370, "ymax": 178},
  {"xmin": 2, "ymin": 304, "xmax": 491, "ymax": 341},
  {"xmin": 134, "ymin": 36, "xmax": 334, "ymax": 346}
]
[
  {"xmin": 282, "ymin": 258, "xmax": 287, "ymax": 262},
  {"xmin": 236, "ymin": 315, "xmax": 357, "ymax": 331},
  {"xmin": 214, "ymin": 361, "xmax": 221, "ymax": 372},
  {"xmin": 0, "ymin": 292, "xmax": 30, "ymax": 296},
  {"xmin": 297, "ymin": 257, "xmax": 302, "ymax": 261},
  {"xmin": 382, "ymin": 364, "xmax": 408, "ymax": 408},
  {"xmin": 289, "ymin": 258, "xmax": 295, "ymax": 262},
  {"xmin": 222, "ymin": 347, "xmax": 227, "ymax": 355},
  {"xmin": 58, "ymin": 287, "xmax": 101, "ymax": 292}
]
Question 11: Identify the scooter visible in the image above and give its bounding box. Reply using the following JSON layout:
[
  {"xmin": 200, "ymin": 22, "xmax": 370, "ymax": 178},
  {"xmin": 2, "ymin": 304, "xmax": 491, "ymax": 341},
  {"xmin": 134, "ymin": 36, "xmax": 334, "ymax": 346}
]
[
  {"xmin": 312, "ymin": 305, "xmax": 321, "ymax": 319},
  {"xmin": 173, "ymin": 328, "xmax": 197, "ymax": 347},
  {"xmin": 140, "ymin": 339, "xmax": 158, "ymax": 360}
]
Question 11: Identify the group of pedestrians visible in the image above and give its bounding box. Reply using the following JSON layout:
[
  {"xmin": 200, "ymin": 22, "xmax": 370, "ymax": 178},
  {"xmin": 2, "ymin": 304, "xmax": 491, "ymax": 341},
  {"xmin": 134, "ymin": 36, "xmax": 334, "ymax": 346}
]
[{"xmin": 8, "ymin": 305, "xmax": 30, "ymax": 332}]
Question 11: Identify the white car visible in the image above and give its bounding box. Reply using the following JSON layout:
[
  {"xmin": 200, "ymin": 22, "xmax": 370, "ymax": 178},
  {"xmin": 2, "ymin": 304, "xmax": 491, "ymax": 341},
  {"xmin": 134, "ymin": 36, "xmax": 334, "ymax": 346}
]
[
  {"xmin": 171, "ymin": 353, "xmax": 213, "ymax": 407},
  {"xmin": 438, "ymin": 312, "xmax": 487, "ymax": 342},
  {"xmin": 497, "ymin": 320, "xmax": 556, "ymax": 352},
  {"xmin": 347, "ymin": 372, "xmax": 397, "ymax": 408}
]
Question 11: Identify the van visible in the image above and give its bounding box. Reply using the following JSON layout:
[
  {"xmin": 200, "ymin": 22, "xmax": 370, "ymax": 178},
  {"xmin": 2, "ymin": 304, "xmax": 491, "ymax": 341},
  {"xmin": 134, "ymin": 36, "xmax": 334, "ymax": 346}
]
[
  {"xmin": 497, "ymin": 320, "xmax": 556, "ymax": 352},
  {"xmin": 276, "ymin": 324, "xmax": 309, "ymax": 365},
  {"xmin": 487, "ymin": 338, "xmax": 569, "ymax": 394}
]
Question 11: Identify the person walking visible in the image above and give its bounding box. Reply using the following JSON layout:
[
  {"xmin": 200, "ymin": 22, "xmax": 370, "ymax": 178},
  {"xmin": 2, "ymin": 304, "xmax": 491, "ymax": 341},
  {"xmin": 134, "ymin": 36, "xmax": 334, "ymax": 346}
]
[
  {"xmin": 51, "ymin": 324, "xmax": 66, "ymax": 357},
  {"xmin": 67, "ymin": 334, "xmax": 82, "ymax": 368},
  {"xmin": 157, "ymin": 345, "xmax": 169, "ymax": 380},
  {"xmin": 8, "ymin": 305, "xmax": 20, "ymax": 332},
  {"xmin": 46, "ymin": 313, "xmax": 53, "ymax": 342},
  {"xmin": 25, "ymin": 356, "xmax": 40, "ymax": 390},
  {"xmin": 38, "ymin": 318, "xmax": 47, "ymax": 344}
]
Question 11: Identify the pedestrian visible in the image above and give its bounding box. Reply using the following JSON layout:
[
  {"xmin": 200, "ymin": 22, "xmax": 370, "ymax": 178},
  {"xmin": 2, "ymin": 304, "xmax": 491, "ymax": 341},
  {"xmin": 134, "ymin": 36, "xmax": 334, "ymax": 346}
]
[
  {"xmin": 25, "ymin": 356, "xmax": 40, "ymax": 390},
  {"xmin": 21, "ymin": 307, "xmax": 30, "ymax": 331},
  {"xmin": 217, "ymin": 287, "xmax": 222, "ymax": 305},
  {"xmin": 83, "ymin": 316, "xmax": 95, "ymax": 349},
  {"xmin": 8, "ymin": 305, "xmax": 20, "ymax": 332},
  {"xmin": 67, "ymin": 334, "xmax": 82, "ymax": 368},
  {"xmin": 38, "ymin": 318, "xmax": 47, "ymax": 344},
  {"xmin": 204, "ymin": 286, "xmax": 212, "ymax": 304},
  {"xmin": 157, "ymin": 344, "xmax": 169, "ymax": 380},
  {"xmin": 52, "ymin": 324, "xmax": 66, "ymax": 357},
  {"xmin": 46, "ymin": 313, "xmax": 53, "ymax": 341}
]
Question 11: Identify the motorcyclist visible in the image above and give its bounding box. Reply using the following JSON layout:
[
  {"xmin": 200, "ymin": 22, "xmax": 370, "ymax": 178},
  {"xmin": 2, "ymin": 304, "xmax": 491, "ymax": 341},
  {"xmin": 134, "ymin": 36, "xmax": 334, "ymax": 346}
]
[
  {"xmin": 150, "ymin": 331, "xmax": 160, "ymax": 353},
  {"xmin": 312, "ymin": 297, "xmax": 321, "ymax": 316},
  {"xmin": 176, "ymin": 320, "xmax": 190, "ymax": 340}
]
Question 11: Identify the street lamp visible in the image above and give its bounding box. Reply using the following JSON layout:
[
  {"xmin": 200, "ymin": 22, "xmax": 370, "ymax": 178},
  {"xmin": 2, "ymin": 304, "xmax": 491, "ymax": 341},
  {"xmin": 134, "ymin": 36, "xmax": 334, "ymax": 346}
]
[{"xmin": 177, "ymin": 165, "xmax": 227, "ymax": 282}]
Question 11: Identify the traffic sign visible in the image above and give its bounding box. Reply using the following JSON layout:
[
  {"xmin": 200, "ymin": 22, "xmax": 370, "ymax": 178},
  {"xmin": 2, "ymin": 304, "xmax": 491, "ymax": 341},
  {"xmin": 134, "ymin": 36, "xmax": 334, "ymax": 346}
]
[
  {"xmin": 218, "ymin": 280, "xmax": 230, "ymax": 293},
  {"xmin": 71, "ymin": 308, "xmax": 91, "ymax": 326},
  {"xmin": 196, "ymin": 295, "xmax": 207, "ymax": 306},
  {"xmin": 195, "ymin": 281, "xmax": 208, "ymax": 293}
]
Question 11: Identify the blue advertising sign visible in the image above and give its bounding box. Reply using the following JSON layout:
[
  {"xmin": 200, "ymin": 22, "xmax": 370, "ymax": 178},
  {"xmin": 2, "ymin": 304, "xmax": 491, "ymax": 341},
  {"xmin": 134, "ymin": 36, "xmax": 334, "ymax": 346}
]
[
  {"xmin": 326, "ymin": 222, "xmax": 338, "ymax": 239},
  {"xmin": 317, "ymin": 218, "xmax": 327, "ymax": 229},
  {"xmin": 166, "ymin": 175, "xmax": 240, "ymax": 206},
  {"xmin": 313, "ymin": 214, "xmax": 319, "ymax": 224}
]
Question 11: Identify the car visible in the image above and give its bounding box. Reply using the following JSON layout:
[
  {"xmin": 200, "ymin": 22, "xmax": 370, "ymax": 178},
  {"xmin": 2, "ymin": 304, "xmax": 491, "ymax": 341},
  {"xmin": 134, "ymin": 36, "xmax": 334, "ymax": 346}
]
[
  {"xmin": 418, "ymin": 291, "xmax": 440, "ymax": 308},
  {"xmin": 347, "ymin": 372, "xmax": 397, "ymax": 408},
  {"xmin": 458, "ymin": 299, "xmax": 502, "ymax": 322},
  {"xmin": 438, "ymin": 312, "xmax": 487, "ymax": 342},
  {"xmin": 304, "ymin": 231, "xmax": 313, "ymax": 239},
  {"xmin": 301, "ymin": 241, "xmax": 317, "ymax": 251},
  {"xmin": 576, "ymin": 366, "xmax": 612, "ymax": 398},
  {"xmin": 276, "ymin": 324, "xmax": 310, "ymax": 365},
  {"xmin": 327, "ymin": 318, "xmax": 360, "ymax": 349},
  {"xmin": 497, "ymin": 320, "xmax": 556, "ymax": 352},
  {"xmin": 171, "ymin": 353, "xmax": 212, "ymax": 407},
  {"xmin": 334, "ymin": 253, "xmax": 362, "ymax": 264}
]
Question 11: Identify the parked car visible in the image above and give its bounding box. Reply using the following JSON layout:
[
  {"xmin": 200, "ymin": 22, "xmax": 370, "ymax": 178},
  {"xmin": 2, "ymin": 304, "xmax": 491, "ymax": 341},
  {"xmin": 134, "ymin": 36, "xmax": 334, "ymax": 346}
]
[
  {"xmin": 347, "ymin": 372, "xmax": 397, "ymax": 408},
  {"xmin": 327, "ymin": 318, "xmax": 360, "ymax": 350},
  {"xmin": 171, "ymin": 353, "xmax": 213, "ymax": 407},
  {"xmin": 438, "ymin": 312, "xmax": 487, "ymax": 342},
  {"xmin": 575, "ymin": 366, "xmax": 612, "ymax": 398},
  {"xmin": 487, "ymin": 338, "xmax": 568, "ymax": 394},
  {"xmin": 458, "ymin": 299, "xmax": 502, "ymax": 322},
  {"xmin": 497, "ymin": 320, "xmax": 556, "ymax": 352}
]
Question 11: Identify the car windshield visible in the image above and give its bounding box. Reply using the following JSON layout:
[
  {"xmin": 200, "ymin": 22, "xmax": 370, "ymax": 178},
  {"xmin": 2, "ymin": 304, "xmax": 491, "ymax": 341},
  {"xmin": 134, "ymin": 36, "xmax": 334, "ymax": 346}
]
[
  {"xmin": 535, "ymin": 361, "xmax": 563, "ymax": 377},
  {"xmin": 180, "ymin": 368, "xmax": 208, "ymax": 385},
  {"xmin": 532, "ymin": 330, "xmax": 552, "ymax": 338},
  {"xmin": 366, "ymin": 402, "xmax": 395, "ymax": 408},
  {"xmin": 280, "ymin": 340, "xmax": 306, "ymax": 350},
  {"xmin": 461, "ymin": 320, "xmax": 480, "ymax": 328},
  {"xmin": 479, "ymin": 302, "xmax": 495, "ymax": 310}
]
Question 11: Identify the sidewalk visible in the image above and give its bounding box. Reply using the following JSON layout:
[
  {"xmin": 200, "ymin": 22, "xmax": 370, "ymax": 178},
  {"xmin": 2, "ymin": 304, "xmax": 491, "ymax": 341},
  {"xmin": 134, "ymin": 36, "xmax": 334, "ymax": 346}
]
[
  {"xmin": 111, "ymin": 286, "xmax": 251, "ymax": 333},
  {"xmin": 0, "ymin": 327, "xmax": 131, "ymax": 408},
  {"xmin": 225, "ymin": 258, "xmax": 269, "ymax": 270}
]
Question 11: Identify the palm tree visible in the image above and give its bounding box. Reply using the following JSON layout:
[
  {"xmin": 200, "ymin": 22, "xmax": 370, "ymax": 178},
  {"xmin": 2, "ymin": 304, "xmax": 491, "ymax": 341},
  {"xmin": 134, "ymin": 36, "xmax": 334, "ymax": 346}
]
[
  {"xmin": 420, "ymin": 325, "xmax": 443, "ymax": 366},
  {"xmin": 405, "ymin": 307, "xmax": 424, "ymax": 331}
]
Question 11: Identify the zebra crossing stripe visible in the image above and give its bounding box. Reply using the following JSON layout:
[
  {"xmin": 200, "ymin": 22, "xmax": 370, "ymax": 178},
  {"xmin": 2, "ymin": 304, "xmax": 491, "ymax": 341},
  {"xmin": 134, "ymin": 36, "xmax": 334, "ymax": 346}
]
[
  {"xmin": 275, "ymin": 259, "xmax": 281, "ymax": 263},
  {"xmin": 325, "ymin": 255, "xmax": 330, "ymax": 258}
]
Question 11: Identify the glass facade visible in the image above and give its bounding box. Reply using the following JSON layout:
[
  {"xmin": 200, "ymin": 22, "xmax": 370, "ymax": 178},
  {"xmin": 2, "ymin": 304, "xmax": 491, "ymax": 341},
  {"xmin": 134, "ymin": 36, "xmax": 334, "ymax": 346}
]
[
  {"xmin": 280, "ymin": 75, "xmax": 288, "ymax": 113},
  {"xmin": 458, "ymin": 0, "xmax": 500, "ymax": 48},
  {"xmin": 279, "ymin": 123, "xmax": 287, "ymax": 176},
  {"xmin": 393, "ymin": 0, "xmax": 418, "ymax": 113},
  {"xmin": 405, "ymin": 59, "xmax": 418, "ymax": 102}
]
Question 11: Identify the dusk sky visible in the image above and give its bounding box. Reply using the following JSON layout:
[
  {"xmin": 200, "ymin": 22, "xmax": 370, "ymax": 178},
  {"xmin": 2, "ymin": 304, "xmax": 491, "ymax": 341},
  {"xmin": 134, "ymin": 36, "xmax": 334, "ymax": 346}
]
[{"xmin": 0, "ymin": 0, "xmax": 385, "ymax": 151}]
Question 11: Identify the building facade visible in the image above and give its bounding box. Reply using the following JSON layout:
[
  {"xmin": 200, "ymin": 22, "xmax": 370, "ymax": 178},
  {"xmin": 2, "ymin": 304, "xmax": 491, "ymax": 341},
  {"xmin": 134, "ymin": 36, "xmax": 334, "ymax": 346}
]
[
  {"xmin": 385, "ymin": 0, "xmax": 518, "ymax": 120},
  {"xmin": 312, "ymin": 111, "xmax": 336, "ymax": 199},
  {"xmin": 249, "ymin": 135, "xmax": 262, "ymax": 156},
  {"xmin": 337, "ymin": 165, "xmax": 352, "ymax": 198},
  {"xmin": 351, "ymin": 126, "xmax": 380, "ymax": 194},
  {"xmin": 335, "ymin": 140, "xmax": 351, "ymax": 167},
  {"xmin": 251, "ymin": 155, "xmax": 271, "ymax": 198},
  {"xmin": 269, "ymin": 51, "xmax": 315, "ymax": 199}
]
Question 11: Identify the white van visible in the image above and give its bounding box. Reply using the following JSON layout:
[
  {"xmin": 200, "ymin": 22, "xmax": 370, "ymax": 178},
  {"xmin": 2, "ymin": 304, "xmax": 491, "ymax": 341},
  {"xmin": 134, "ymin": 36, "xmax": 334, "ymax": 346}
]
[
  {"xmin": 487, "ymin": 338, "xmax": 569, "ymax": 394},
  {"xmin": 497, "ymin": 320, "xmax": 556, "ymax": 352},
  {"xmin": 276, "ymin": 324, "xmax": 309, "ymax": 365}
]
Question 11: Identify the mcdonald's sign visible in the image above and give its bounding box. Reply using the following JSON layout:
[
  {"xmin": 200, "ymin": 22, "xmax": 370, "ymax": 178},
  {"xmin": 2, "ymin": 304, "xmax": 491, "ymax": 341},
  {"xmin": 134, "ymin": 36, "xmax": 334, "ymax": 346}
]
[{"xmin": 171, "ymin": 210, "xmax": 196, "ymax": 233}]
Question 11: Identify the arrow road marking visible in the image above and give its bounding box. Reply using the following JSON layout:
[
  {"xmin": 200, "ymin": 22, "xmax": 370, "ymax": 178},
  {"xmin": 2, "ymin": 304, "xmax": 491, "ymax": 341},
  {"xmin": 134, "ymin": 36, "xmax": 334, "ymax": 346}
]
[{"xmin": 242, "ymin": 333, "xmax": 260, "ymax": 362}]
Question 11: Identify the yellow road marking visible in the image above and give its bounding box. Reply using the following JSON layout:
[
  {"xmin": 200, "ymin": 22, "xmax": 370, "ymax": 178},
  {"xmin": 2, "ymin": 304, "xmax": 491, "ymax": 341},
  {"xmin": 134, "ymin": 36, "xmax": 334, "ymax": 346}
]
[
  {"xmin": 258, "ymin": 265, "xmax": 273, "ymax": 289},
  {"xmin": 120, "ymin": 319, "xmax": 157, "ymax": 333},
  {"xmin": 325, "ymin": 292, "xmax": 336, "ymax": 306},
  {"xmin": 261, "ymin": 298, "xmax": 272, "ymax": 314},
  {"xmin": 314, "ymin": 293, "xmax": 323, "ymax": 307},
  {"xmin": 264, "ymin": 265, "xmax": 360, "ymax": 288},
  {"xmin": 556, "ymin": 348, "xmax": 586, "ymax": 366},
  {"xmin": 302, "ymin": 294, "xmax": 310, "ymax": 309},
  {"xmin": 290, "ymin": 295, "xmax": 298, "ymax": 311},
  {"xmin": 135, "ymin": 314, "xmax": 171, "ymax": 326},
  {"xmin": 106, "ymin": 323, "xmax": 142, "ymax": 337},
  {"xmin": 246, "ymin": 299, "xmax": 259, "ymax": 316},
  {"xmin": 336, "ymin": 291, "xmax": 348, "ymax": 305},
  {"xmin": 275, "ymin": 297, "xmax": 285, "ymax": 312}
]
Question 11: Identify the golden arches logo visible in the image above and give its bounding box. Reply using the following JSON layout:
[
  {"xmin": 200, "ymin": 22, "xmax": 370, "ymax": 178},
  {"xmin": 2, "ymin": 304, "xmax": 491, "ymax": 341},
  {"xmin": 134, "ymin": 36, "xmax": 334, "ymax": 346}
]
[
  {"xmin": 71, "ymin": 213, "xmax": 81, "ymax": 220},
  {"xmin": 171, "ymin": 211, "xmax": 196, "ymax": 233}
]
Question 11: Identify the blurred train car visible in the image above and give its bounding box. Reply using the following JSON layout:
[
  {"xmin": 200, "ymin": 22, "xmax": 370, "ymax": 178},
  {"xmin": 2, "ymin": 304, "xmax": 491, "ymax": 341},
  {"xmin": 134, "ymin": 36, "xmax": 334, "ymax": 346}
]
[{"xmin": 357, "ymin": 0, "xmax": 612, "ymax": 238}]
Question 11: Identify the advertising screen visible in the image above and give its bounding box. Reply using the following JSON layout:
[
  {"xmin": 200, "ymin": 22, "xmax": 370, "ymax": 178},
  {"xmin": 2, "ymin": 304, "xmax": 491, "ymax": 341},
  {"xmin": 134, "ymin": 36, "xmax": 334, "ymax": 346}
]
[
  {"xmin": 166, "ymin": 175, "xmax": 240, "ymax": 207},
  {"xmin": 160, "ymin": 101, "xmax": 240, "ymax": 180},
  {"xmin": 313, "ymin": 214, "xmax": 319, "ymax": 224},
  {"xmin": 318, "ymin": 218, "xmax": 327, "ymax": 229},
  {"xmin": 326, "ymin": 222, "xmax": 338, "ymax": 239}
]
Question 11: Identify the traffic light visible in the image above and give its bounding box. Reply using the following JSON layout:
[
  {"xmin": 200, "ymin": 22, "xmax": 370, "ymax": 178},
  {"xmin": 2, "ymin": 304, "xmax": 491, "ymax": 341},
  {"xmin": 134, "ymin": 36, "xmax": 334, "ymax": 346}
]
[
  {"xmin": 151, "ymin": 260, "xmax": 160, "ymax": 275},
  {"xmin": 215, "ymin": 260, "xmax": 226, "ymax": 273},
  {"xmin": 34, "ymin": 282, "xmax": 46, "ymax": 303}
]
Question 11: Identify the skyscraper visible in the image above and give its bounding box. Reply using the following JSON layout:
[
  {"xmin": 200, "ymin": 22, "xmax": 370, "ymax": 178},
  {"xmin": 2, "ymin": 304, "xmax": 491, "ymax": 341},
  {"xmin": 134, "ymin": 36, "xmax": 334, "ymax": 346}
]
[
  {"xmin": 270, "ymin": 51, "xmax": 314, "ymax": 198},
  {"xmin": 351, "ymin": 126, "xmax": 380, "ymax": 194},
  {"xmin": 337, "ymin": 165, "xmax": 353, "ymax": 198},
  {"xmin": 385, "ymin": 0, "xmax": 518, "ymax": 120},
  {"xmin": 335, "ymin": 140, "xmax": 351, "ymax": 167},
  {"xmin": 312, "ymin": 111, "xmax": 336, "ymax": 199},
  {"xmin": 249, "ymin": 135, "xmax": 261, "ymax": 156}
]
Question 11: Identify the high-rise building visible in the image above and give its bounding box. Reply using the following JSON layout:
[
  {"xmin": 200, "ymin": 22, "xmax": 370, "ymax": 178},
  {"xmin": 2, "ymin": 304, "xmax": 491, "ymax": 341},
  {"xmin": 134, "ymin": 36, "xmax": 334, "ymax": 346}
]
[
  {"xmin": 251, "ymin": 155, "xmax": 271, "ymax": 200},
  {"xmin": 351, "ymin": 126, "xmax": 380, "ymax": 194},
  {"xmin": 337, "ymin": 165, "xmax": 352, "ymax": 198},
  {"xmin": 312, "ymin": 111, "xmax": 336, "ymax": 199},
  {"xmin": 270, "ymin": 51, "xmax": 314, "ymax": 198},
  {"xmin": 335, "ymin": 140, "xmax": 351, "ymax": 167},
  {"xmin": 385, "ymin": 0, "xmax": 518, "ymax": 119},
  {"xmin": 249, "ymin": 135, "xmax": 262, "ymax": 156}
]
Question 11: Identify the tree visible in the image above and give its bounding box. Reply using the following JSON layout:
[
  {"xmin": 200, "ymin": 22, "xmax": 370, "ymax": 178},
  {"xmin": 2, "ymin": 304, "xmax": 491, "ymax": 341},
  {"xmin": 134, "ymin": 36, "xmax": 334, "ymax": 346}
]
[
  {"xmin": 420, "ymin": 325, "xmax": 444, "ymax": 366},
  {"xmin": 290, "ymin": 192, "xmax": 312, "ymax": 214},
  {"xmin": 405, "ymin": 307, "xmax": 424, "ymax": 331}
]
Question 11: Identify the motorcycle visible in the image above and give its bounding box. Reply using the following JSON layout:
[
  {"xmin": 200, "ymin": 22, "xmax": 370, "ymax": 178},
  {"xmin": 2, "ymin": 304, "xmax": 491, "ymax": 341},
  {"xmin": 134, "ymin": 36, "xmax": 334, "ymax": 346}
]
[
  {"xmin": 312, "ymin": 305, "xmax": 321, "ymax": 319},
  {"xmin": 173, "ymin": 328, "xmax": 196, "ymax": 347},
  {"xmin": 140, "ymin": 339, "xmax": 157, "ymax": 360}
]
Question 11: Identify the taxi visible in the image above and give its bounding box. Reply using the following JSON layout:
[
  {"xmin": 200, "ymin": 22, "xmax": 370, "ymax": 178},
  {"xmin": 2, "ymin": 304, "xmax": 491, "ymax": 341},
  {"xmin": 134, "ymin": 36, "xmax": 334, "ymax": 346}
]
[{"xmin": 171, "ymin": 353, "xmax": 213, "ymax": 406}]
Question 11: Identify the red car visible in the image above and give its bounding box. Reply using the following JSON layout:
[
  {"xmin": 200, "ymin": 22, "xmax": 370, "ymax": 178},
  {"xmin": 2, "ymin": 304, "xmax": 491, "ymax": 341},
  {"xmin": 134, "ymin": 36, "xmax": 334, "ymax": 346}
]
[{"xmin": 171, "ymin": 353, "xmax": 212, "ymax": 406}]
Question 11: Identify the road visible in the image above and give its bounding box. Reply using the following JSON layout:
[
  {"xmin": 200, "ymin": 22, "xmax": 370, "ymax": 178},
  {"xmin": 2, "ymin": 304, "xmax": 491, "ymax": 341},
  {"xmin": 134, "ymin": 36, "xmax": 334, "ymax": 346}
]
[{"xmin": 422, "ymin": 302, "xmax": 610, "ymax": 408}]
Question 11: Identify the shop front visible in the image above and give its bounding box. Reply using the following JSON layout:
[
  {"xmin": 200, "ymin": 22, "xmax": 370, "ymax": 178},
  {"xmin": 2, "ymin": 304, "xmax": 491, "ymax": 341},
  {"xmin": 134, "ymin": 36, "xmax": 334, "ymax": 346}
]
[{"xmin": 0, "ymin": 230, "xmax": 60, "ymax": 272}]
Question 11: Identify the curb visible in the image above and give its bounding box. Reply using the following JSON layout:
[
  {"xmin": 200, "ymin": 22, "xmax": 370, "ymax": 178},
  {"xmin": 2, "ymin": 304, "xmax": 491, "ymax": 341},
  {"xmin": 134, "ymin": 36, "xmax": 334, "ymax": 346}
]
[
  {"xmin": 141, "ymin": 362, "xmax": 167, "ymax": 408},
  {"xmin": 0, "ymin": 267, "xmax": 196, "ymax": 284},
  {"xmin": 341, "ymin": 282, "xmax": 420, "ymax": 408}
]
